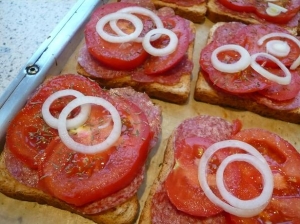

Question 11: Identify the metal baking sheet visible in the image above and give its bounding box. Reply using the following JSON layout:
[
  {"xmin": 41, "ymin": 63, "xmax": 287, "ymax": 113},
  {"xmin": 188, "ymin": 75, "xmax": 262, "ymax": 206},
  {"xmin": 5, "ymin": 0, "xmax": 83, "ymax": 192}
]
[{"xmin": 1, "ymin": 0, "xmax": 300, "ymax": 223}]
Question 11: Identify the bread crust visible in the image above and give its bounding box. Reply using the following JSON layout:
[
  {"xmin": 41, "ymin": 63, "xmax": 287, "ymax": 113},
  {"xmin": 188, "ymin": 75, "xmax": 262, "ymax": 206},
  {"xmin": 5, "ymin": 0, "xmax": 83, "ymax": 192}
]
[
  {"xmin": 194, "ymin": 22, "xmax": 300, "ymax": 124},
  {"xmin": 138, "ymin": 132, "xmax": 175, "ymax": 223},
  {"xmin": 0, "ymin": 147, "xmax": 139, "ymax": 224},
  {"xmin": 151, "ymin": 0, "xmax": 207, "ymax": 23},
  {"xmin": 206, "ymin": 0, "xmax": 299, "ymax": 35}
]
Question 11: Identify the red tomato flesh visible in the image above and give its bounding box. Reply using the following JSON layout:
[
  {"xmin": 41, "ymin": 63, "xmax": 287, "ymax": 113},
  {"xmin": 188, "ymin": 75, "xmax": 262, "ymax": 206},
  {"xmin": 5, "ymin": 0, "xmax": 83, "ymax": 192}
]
[
  {"xmin": 229, "ymin": 128, "xmax": 300, "ymax": 223},
  {"xmin": 84, "ymin": 2, "xmax": 149, "ymax": 70},
  {"xmin": 6, "ymin": 75, "xmax": 103, "ymax": 169},
  {"xmin": 39, "ymin": 95, "xmax": 151, "ymax": 206},
  {"xmin": 218, "ymin": 0, "xmax": 300, "ymax": 24},
  {"xmin": 143, "ymin": 15, "xmax": 191, "ymax": 75},
  {"xmin": 165, "ymin": 137, "xmax": 244, "ymax": 217}
]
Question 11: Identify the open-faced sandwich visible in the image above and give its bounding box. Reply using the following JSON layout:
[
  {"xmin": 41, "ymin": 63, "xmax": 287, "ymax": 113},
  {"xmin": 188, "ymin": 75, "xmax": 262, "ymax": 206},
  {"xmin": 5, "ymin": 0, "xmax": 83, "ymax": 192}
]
[
  {"xmin": 0, "ymin": 74, "xmax": 162, "ymax": 224},
  {"xmin": 194, "ymin": 22, "xmax": 300, "ymax": 124},
  {"xmin": 206, "ymin": 0, "xmax": 300, "ymax": 35},
  {"xmin": 151, "ymin": 0, "xmax": 207, "ymax": 23},
  {"xmin": 76, "ymin": 1, "xmax": 196, "ymax": 104},
  {"xmin": 140, "ymin": 115, "xmax": 300, "ymax": 223}
]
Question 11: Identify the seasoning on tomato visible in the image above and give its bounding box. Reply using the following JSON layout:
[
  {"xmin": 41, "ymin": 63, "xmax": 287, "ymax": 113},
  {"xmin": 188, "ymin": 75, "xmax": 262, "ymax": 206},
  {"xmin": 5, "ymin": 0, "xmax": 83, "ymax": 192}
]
[
  {"xmin": 84, "ymin": 2, "xmax": 149, "ymax": 70},
  {"xmin": 39, "ymin": 95, "xmax": 152, "ymax": 206}
]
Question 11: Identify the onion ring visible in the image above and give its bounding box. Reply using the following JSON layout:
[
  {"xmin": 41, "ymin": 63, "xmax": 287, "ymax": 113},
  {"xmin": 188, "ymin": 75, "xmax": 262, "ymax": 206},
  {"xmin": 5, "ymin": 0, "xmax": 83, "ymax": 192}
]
[
  {"xmin": 142, "ymin": 28, "xmax": 178, "ymax": 56},
  {"xmin": 266, "ymin": 40, "xmax": 290, "ymax": 57},
  {"xmin": 251, "ymin": 52, "xmax": 291, "ymax": 85},
  {"xmin": 58, "ymin": 96, "xmax": 122, "ymax": 154},
  {"xmin": 266, "ymin": 3, "xmax": 288, "ymax": 16},
  {"xmin": 258, "ymin": 32, "xmax": 300, "ymax": 70},
  {"xmin": 211, "ymin": 44, "xmax": 251, "ymax": 73},
  {"xmin": 110, "ymin": 6, "xmax": 164, "ymax": 43},
  {"xmin": 216, "ymin": 154, "xmax": 273, "ymax": 210},
  {"xmin": 42, "ymin": 89, "xmax": 91, "ymax": 130},
  {"xmin": 198, "ymin": 140, "xmax": 273, "ymax": 217},
  {"xmin": 96, "ymin": 12, "xmax": 143, "ymax": 43}
]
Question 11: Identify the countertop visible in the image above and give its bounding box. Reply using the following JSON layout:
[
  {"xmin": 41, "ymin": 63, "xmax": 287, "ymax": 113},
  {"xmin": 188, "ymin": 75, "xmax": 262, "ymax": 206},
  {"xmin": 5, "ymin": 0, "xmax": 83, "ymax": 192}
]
[{"xmin": 0, "ymin": 0, "xmax": 78, "ymax": 98}]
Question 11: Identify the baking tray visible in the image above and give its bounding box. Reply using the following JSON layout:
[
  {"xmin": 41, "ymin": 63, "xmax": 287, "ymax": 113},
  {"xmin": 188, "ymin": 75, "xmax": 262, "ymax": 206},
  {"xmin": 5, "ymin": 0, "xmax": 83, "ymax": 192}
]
[{"xmin": 1, "ymin": 0, "xmax": 300, "ymax": 223}]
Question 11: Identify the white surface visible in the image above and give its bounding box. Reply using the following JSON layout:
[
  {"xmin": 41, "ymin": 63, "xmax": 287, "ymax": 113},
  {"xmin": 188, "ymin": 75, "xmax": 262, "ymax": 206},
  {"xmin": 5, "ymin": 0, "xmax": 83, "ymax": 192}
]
[{"xmin": 0, "ymin": 0, "xmax": 77, "ymax": 97}]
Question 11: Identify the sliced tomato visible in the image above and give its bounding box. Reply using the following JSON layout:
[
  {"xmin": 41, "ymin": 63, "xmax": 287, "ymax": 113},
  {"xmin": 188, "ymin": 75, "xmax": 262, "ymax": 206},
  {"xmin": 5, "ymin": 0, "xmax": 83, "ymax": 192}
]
[
  {"xmin": 6, "ymin": 105, "xmax": 58, "ymax": 169},
  {"xmin": 255, "ymin": 1, "xmax": 300, "ymax": 24},
  {"xmin": 165, "ymin": 136, "xmax": 243, "ymax": 217},
  {"xmin": 27, "ymin": 74, "xmax": 105, "ymax": 105},
  {"xmin": 234, "ymin": 24, "xmax": 300, "ymax": 68},
  {"xmin": 6, "ymin": 75, "xmax": 104, "ymax": 169},
  {"xmin": 219, "ymin": 0, "xmax": 300, "ymax": 24},
  {"xmin": 143, "ymin": 15, "xmax": 191, "ymax": 75},
  {"xmin": 229, "ymin": 128, "xmax": 300, "ymax": 223},
  {"xmin": 200, "ymin": 41, "xmax": 272, "ymax": 94},
  {"xmin": 39, "ymin": 95, "xmax": 151, "ymax": 206},
  {"xmin": 257, "ymin": 69, "xmax": 300, "ymax": 101},
  {"xmin": 165, "ymin": 137, "xmax": 223, "ymax": 217},
  {"xmin": 84, "ymin": 2, "xmax": 149, "ymax": 70},
  {"xmin": 218, "ymin": 0, "xmax": 256, "ymax": 13}
]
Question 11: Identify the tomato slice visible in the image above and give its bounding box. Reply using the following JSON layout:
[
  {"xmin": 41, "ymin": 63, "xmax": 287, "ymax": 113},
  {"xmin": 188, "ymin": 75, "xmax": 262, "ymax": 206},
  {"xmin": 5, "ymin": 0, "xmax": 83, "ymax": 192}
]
[
  {"xmin": 143, "ymin": 15, "xmax": 191, "ymax": 75},
  {"xmin": 200, "ymin": 41, "xmax": 272, "ymax": 94},
  {"xmin": 165, "ymin": 136, "xmax": 243, "ymax": 217},
  {"xmin": 28, "ymin": 74, "xmax": 105, "ymax": 104},
  {"xmin": 165, "ymin": 137, "xmax": 223, "ymax": 217},
  {"xmin": 234, "ymin": 24, "xmax": 300, "ymax": 68},
  {"xmin": 218, "ymin": 0, "xmax": 300, "ymax": 24},
  {"xmin": 39, "ymin": 95, "xmax": 151, "ymax": 206},
  {"xmin": 6, "ymin": 75, "xmax": 104, "ymax": 169},
  {"xmin": 84, "ymin": 2, "xmax": 149, "ymax": 70},
  {"xmin": 6, "ymin": 105, "xmax": 58, "ymax": 169},
  {"xmin": 229, "ymin": 128, "xmax": 300, "ymax": 223},
  {"xmin": 257, "ymin": 69, "xmax": 300, "ymax": 101}
]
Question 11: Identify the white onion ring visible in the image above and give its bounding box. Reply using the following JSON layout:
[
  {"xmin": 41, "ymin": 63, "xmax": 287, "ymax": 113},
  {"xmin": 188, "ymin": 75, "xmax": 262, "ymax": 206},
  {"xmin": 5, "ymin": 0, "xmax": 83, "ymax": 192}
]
[
  {"xmin": 258, "ymin": 32, "xmax": 300, "ymax": 70},
  {"xmin": 266, "ymin": 3, "xmax": 288, "ymax": 16},
  {"xmin": 110, "ymin": 6, "xmax": 164, "ymax": 43},
  {"xmin": 142, "ymin": 28, "xmax": 178, "ymax": 56},
  {"xmin": 216, "ymin": 154, "xmax": 273, "ymax": 210},
  {"xmin": 198, "ymin": 140, "xmax": 273, "ymax": 218},
  {"xmin": 251, "ymin": 52, "xmax": 291, "ymax": 85},
  {"xmin": 58, "ymin": 96, "xmax": 122, "ymax": 154},
  {"xmin": 96, "ymin": 12, "xmax": 143, "ymax": 43},
  {"xmin": 211, "ymin": 44, "xmax": 251, "ymax": 73},
  {"xmin": 266, "ymin": 40, "xmax": 290, "ymax": 57},
  {"xmin": 42, "ymin": 89, "xmax": 91, "ymax": 130}
]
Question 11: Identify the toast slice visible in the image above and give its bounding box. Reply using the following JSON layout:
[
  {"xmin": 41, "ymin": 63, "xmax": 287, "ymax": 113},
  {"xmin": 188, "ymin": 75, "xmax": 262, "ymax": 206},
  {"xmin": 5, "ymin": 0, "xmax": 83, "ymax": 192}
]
[
  {"xmin": 194, "ymin": 22, "xmax": 300, "ymax": 124},
  {"xmin": 206, "ymin": 0, "xmax": 300, "ymax": 35},
  {"xmin": 77, "ymin": 21, "xmax": 196, "ymax": 105},
  {"xmin": 151, "ymin": 0, "xmax": 207, "ymax": 23},
  {"xmin": 0, "ymin": 147, "xmax": 138, "ymax": 224},
  {"xmin": 139, "ymin": 115, "xmax": 232, "ymax": 223},
  {"xmin": 0, "ymin": 74, "xmax": 162, "ymax": 224}
]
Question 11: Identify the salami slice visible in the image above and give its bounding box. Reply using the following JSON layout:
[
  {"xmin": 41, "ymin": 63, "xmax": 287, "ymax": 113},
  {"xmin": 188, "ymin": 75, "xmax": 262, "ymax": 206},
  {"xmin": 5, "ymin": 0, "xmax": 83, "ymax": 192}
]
[
  {"xmin": 253, "ymin": 91, "xmax": 300, "ymax": 111},
  {"xmin": 174, "ymin": 115, "xmax": 235, "ymax": 143},
  {"xmin": 4, "ymin": 148, "xmax": 40, "ymax": 188},
  {"xmin": 76, "ymin": 166, "xmax": 145, "ymax": 214},
  {"xmin": 109, "ymin": 87, "xmax": 162, "ymax": 149},
  {"xmin": 151, "ymin": 184, "xmax": 227, "ymax": 224}
]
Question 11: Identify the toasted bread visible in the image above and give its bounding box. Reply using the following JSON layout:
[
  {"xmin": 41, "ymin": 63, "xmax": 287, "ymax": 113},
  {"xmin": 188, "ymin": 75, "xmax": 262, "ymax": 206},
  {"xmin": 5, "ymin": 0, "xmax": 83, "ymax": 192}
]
[
  {"xmin": 206, "ymin": 0, "xmax": 300, "ymax": 35},
  {"xmin": 77, "ymin": 18, "xmax": 196, "ymax": 105},
  {"xmin": 151, "ymin": 0, "xmax": 207, "ymax": 23},
  {"xmin": 0, "ymin": 147, "xmax": 139, "ymax": 224},
  {"xmin": 0, "ymin": 74, "xmax": 162, "ymax": 224},
  {"xmin": 194, "ymin": 22, "xmax": 300, "ymax": 124},
  {"xmin": 138, "ymin": 133, "xmax": 174, "ymax": 224}
]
